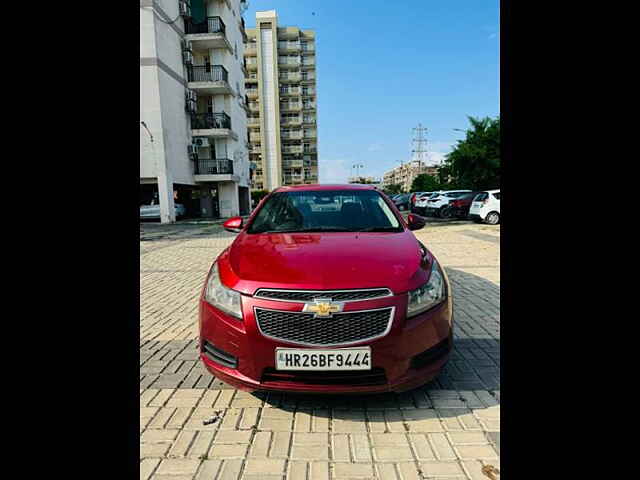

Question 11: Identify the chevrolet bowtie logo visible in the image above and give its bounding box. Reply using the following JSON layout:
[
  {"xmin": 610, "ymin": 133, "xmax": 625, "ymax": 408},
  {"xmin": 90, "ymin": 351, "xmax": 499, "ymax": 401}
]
[{"xmin": 302, "ymin": 298, "xmax": 344, "ymax": 317}]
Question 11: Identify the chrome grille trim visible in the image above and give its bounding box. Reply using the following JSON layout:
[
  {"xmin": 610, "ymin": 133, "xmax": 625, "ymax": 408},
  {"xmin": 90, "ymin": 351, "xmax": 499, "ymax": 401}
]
[
  {"xmin": 253, "ymin": 287, "xmax": 393, "ymax": 303},
  {"xmin": 254, "ymin": 306, "xmax": 395, "ymax": 347}
]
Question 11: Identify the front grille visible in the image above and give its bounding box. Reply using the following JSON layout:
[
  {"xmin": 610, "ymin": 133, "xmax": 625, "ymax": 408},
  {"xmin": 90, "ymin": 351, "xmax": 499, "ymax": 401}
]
[
  {"xmin": 255, "ymin": 307, "xmax": 393, "ymax": 346},
  {"xmin": 254, "ymin": 288, "xmax": 392, "ymax": 303},
  {"xmin": 202, "ymin": 340, "xmax": 238, "ymax": 368},
  {"xmin": 261, "ymin": 367, "xmax": 387, "ymax": 386},
  {"xmin": 410, "ymin": 337, "xmax": 452, "ymax": 370}
]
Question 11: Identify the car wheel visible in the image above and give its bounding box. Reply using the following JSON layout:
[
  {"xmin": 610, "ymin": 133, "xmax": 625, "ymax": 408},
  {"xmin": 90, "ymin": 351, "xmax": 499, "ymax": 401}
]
[
  {"xmin": 439, "ymin": 206, "xmax": 450, "ymax": 219},
  {"xmin": 485, "ymin": 212, "xmax": 500, "ymax": 225}
]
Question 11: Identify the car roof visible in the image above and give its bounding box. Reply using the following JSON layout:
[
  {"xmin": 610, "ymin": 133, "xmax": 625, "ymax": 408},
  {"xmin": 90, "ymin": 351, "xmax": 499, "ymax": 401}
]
[{"xmin": 273, "ymin": 184, "xmax": 377, "ymax": 193}]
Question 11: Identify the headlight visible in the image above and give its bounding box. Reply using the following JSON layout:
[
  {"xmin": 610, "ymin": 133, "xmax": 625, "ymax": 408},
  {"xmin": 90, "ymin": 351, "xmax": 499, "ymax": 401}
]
[
  {"xmin": 204, "ymin": 262, "xmax": 243, "ymax": 319},
  {"xmin": 407, "ymin": 260, "xmax": 446, "ymax": 318}
]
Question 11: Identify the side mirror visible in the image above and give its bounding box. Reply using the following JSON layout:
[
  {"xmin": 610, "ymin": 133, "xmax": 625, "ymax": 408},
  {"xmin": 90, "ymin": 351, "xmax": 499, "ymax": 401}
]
[
  {"xmin": 223, "ymin": 216, "xmax": 243, "ymax": 233},
  {"xmin": 407, "ymin": 214, "xmax": 427, "ymax": 231}
]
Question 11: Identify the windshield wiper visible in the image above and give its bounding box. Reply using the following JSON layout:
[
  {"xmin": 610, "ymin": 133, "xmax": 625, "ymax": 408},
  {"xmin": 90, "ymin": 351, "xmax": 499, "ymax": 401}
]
[
  {"xmin": 356, "ymin": 226, "xmax": 401, "ymax": 232},
  {"xmin": 255, "ymin": 227, "xmax": 352, "ymax": 233}
]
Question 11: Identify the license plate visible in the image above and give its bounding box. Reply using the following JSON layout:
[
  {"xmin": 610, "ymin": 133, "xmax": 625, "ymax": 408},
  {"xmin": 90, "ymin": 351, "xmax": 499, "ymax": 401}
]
[{"xmin": 275, "ymin": 347, "xmax": 371, "ymax": 371}]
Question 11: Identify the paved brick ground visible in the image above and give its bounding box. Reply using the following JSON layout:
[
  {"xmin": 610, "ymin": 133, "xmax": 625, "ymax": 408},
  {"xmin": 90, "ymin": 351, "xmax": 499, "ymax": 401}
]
[{"xmin": 140, "ymin": 221, "xmax": 500, "ymax": 479}]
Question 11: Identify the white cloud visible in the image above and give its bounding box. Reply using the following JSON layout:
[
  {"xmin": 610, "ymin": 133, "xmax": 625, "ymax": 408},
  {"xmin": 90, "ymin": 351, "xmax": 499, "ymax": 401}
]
[
  {"xmin": 319, "ymin": 158, "xmax": 351, "ymax": 184},
  {"xmin": 421, "ymin": 141, "xmax": 454, "ymax": 166},
  {"xmin": 428, "ymin": 151, "xmax": 448, "ymax": 166}
]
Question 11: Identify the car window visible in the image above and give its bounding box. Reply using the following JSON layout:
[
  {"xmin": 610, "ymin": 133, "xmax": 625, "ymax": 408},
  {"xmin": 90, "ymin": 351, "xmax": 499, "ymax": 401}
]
[
  {"xmin": 445, "ymin": 192, "xmax": 467, "ymax": 198},
  {"xmin": 248, "ymin": 190, "xmax": 402, "ymax": 233},
  {"xmin": 492, "ymin": 192, "xmax": 500, "ymax": 200},
  {"xmin": 474, "ymin": 193, "xmax": 488, "ymax": 201}
]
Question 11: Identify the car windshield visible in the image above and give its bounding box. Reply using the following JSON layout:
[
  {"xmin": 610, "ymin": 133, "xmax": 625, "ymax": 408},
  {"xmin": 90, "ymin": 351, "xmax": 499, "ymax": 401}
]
[
  {"xmin": 444, "ymin": 192, "xmax": 468, "ymax": 198},
  {"xmin": 248, "ymin": 190, "xmax": 403, "ymax": 234}
]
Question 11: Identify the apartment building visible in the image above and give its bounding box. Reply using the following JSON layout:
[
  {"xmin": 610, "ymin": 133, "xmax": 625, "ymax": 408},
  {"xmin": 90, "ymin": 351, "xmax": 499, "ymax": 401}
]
[
  {"xmin": 382, "ymin": 163, "xmax": 439, "ymax": 192},
  {"xmin": 244, "ymin": 10, "xmax": 318, "ymax": 191},
  {"xmin": 348, "ymin": 176, "xmax": 381, "ymax": 186},
  {"xmin": 140, "ymin": 0, "xmax": 251, "ymax": 222}
]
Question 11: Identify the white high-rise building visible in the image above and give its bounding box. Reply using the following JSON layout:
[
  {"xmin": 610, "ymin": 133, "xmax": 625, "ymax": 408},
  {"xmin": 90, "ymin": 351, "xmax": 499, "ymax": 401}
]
[
  {"xmin": 140, "ymin": 0, "xmax": 251, "ymax": 222},
  {"xmin": 244, "ymin": 10, "xmax": 318, "ymax": 191}
]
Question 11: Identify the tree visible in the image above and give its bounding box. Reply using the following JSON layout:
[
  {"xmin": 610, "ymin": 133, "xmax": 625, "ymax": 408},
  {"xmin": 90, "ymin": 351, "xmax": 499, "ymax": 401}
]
[
  {"xmin": 384, "ymin": 184, "xmax": 403, "ymax": 195},
  {"xmin": 442, "ymin": 116, "xmax": 500, "ymax": 190},
  {"xmin": 411, "ymin": 174, "xmax": 440, "ymax": 192},
  {"xmin": 251, "ymin": 189, "xmax": 269, "ymax": 206}
]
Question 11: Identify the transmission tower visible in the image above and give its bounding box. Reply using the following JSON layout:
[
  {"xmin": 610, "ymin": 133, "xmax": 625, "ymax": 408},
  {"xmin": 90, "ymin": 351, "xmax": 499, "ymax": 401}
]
[{"xmin": 411, "ymin": 123, "xmax": 429, "ymax": 167}]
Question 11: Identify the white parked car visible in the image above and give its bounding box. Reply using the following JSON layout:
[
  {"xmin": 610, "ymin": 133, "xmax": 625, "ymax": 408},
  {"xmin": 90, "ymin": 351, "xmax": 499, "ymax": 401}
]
[
  {"xmin": 421, "ymin": 190, "xmax": 472, "ymax": 217},
  {"xmin": 413, "ymin": 191, "xmax": 440, "ymax": 215},
  {"xmin": 139, "ymin": 202, "xmax": 187, "ymax": 220},
  {"xmin": 469, "ymin": 189, "xmax": 500, "ymax": 224}
]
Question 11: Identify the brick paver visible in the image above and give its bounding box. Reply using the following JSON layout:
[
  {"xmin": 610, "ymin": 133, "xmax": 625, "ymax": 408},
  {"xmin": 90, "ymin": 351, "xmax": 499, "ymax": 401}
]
[{"xmin": 140, "ymin": 220, "xmax": 500, "ymax": 479}]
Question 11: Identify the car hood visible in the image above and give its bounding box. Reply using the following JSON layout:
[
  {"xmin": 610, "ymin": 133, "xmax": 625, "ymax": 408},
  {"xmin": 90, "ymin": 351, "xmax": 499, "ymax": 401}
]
[{"xmin": 219, "ymin": 230, "xmax": 429, "ymax": 295}]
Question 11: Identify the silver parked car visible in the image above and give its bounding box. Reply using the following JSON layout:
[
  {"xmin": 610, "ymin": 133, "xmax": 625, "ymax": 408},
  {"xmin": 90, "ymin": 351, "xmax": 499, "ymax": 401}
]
[{"xmin": 139, "ymin": 202, "xmax": 186, "ymax": 220}]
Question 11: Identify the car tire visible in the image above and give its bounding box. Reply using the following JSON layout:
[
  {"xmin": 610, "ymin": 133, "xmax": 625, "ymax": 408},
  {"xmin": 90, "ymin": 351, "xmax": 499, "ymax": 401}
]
[
  {"xmin": 485, "ymin": 212, "xmax": 500, "ymax": 225},
  {"xmin": 438, "ymin": 206, "xmax": 450, "ymax": 219}
]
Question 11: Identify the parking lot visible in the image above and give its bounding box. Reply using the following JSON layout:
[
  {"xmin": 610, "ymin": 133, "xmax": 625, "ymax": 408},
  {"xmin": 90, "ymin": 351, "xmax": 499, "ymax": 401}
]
[{"xmin": 140, "ymin": 219, "xmax": 500, "ymax": 480}]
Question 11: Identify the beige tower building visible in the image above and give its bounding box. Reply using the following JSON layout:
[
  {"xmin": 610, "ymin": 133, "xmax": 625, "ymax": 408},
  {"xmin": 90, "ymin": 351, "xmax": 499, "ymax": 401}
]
[{"xmin": 244, "ymin": 10, "xmax": 318, "ymax": 191}]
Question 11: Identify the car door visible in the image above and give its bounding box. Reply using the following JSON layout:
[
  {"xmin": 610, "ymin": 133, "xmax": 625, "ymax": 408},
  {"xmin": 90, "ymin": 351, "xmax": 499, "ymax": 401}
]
[
  {"xmin": 469, "ymin": 192, "xmax": 488, "ymax": 215},
  {"xmin": 491, "ymin": 191, "xmax": 500, "ymax": 213}
]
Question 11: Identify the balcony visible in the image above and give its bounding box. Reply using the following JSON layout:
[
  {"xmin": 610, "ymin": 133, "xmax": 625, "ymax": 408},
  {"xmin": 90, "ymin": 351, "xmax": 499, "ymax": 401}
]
[
  {"xmin": 248, "ymin": 117, "xmax": 260, "ymax": 127},
  {"xmin": 278, "ymin": 41, "xmax": 301, "ymax": 52},
  {"xmin": 245, "ymin": 43, "xmax": 257, "ymax": 54},
  {"xmin": 194, "ymin": 158, "xmax": 235, "ymax": 181},
  {"xmin": 281, "ymin": 131, "xmax": 303, "ymax": 140},
  {"xmin": 185, "ymin": 17, "xmax": 232, "ymax": 53},
  {"xmin": 301, "ymin": 88, "xmax": 316, "ymax": 96},
  {"xmin": 283, "ymin": 160, "xmax": 304, "ymax": 168},
  {"xmin": 246, "ymin": 58, "xmax": 258, "ymax": 70},
  {"xmin": 301, "ymin": 57, "xmax": 316, "ymax": 67},
  {"xmin": 249, "ymin": 101, "xmax": 260, "ymax": 111},
  {"xmin": 303, "ymin": 131, "xmax": 317, "ymax": 139},
  {"xmin": 239, "ymin": 16, "xmax": 248, "ymax": 42},
  {"xmin": 190, "ymin": 112, "xmax": 237, "ymax": 139},
  {"xmin": 250, "ymin": 132, "xmax": 262, "ymax": 141},
  {"xmin": 187, "ymin": 65, "xmax": 232, "ymax": 95},
  {"xmin": 281, "ymin": 115, "xmax": 302, "ymax": 125},
  {"xmin": 282, "ymin": 146, "xmax": 304, "ymax": 154},
  {"xmin": 280, "ymin": 87, "xmax": 301, "ymax": 96},
  {"xmin": 302, "ymin": 102, "xmax": 316, "ymax": 111},
  {"xmin": 278, "ymin": 57, "xmax": 301, "ymax": 69},
  {"xmin": 280, "ymin": 102, "xmax": 302, "ymax": 112},
  {"xmin": 246, "ymin": 88, "xmax": 259, "ymax": 99},
  {"xmin": 279, "ymin": 72, "xmax": 302, "ymax": 83}
]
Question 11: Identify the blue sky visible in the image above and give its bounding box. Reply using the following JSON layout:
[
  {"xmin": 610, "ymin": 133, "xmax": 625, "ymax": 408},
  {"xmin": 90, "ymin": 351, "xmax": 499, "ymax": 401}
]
[{"xmin": 244, "ymin": 0, "xmax": 499, "ymax": 183}]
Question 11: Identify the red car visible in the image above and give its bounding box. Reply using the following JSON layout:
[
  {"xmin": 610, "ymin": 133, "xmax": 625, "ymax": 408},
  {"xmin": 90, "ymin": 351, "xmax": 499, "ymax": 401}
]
[
  {"xmin": 445, "ymin": 192, "xmax": 482, "ymax": 219},
  {"xmin": 199, "ymin": 184, "xmax": 453, "ymax": 394}
]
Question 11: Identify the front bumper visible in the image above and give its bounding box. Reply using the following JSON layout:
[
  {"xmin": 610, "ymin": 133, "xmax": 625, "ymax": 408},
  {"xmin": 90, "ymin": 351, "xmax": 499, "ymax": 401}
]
[{"xmin": 199, "ymin": 291, "xmax": 453, "ymax": 394}]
